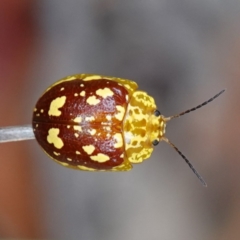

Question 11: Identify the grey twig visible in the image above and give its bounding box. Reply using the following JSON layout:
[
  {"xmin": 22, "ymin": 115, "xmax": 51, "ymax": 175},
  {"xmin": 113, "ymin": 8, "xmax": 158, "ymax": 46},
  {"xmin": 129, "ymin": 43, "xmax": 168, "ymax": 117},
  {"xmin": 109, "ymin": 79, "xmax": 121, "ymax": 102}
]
[{"xmin": 0, "ymin": 125, "xmax": 35, "ymax": 143}]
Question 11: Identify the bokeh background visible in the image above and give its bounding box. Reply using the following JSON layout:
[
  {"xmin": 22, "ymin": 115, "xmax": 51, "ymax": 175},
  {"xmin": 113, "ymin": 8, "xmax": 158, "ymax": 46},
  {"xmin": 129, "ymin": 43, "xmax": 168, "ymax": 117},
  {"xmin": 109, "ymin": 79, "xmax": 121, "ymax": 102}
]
[{"xmin": 0, "ymin": 0, "xmax": 239, "ymax": 239}]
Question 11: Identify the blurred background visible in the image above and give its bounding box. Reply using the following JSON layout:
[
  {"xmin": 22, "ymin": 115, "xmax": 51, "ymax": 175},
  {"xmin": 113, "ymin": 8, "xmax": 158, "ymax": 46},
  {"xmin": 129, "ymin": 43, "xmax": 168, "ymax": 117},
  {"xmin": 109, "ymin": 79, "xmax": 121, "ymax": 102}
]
[{"xmin": 0, "ymin": 0, "xmax": 239, "ymax": 239}]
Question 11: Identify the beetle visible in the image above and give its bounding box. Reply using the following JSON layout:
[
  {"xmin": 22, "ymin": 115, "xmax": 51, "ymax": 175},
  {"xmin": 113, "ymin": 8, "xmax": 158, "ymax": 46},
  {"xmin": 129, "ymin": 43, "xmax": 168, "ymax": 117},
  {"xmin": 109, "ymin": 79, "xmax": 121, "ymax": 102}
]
[{"xmin": 32, "ymin": 74, "xmax": 225, "ymax": 186}]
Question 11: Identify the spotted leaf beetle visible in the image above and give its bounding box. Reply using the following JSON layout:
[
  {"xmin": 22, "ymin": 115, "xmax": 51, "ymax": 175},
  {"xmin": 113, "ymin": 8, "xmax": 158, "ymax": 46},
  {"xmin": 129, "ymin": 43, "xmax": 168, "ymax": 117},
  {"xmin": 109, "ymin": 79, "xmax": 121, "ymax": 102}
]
[{"xmin": 32, "ymin": 74, "xmax": 225, "ymax": 186}]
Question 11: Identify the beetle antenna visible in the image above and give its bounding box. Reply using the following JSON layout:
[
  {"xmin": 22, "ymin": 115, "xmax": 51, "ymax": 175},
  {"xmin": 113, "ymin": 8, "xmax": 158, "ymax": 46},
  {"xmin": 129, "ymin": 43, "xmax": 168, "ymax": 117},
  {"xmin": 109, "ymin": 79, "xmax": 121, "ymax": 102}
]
[
  {"xmin": 162, "ymin": 137, "xmax": 207, "ymax": 187},
  {"xmin": 164, "ymin": 89, "xmax": 225, "ymax": 121}
]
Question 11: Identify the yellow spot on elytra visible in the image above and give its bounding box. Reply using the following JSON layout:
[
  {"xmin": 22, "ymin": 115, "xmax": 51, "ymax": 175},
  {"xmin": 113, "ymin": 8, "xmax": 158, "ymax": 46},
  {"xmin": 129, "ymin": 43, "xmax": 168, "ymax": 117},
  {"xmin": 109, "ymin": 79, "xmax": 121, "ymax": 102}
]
[
  {"xmin": 77, "ymin": 165, "xmax": 95, "ymax": 171},
  {"xmin": 86, "ymin": 95, "xmax": 100, "ymax": 105},
  {"xmin": 34, "ymin": 108, "xmax": 37, "ymax": 112},
  {"xmin": 88, "ymin": 129, "xmax": 96, "ymax": 135},
  {"xmin": 85, "ymin": 116, "xmax": 95, "ymax": 122},
  {"xmin": 96, "ymin": 88, "xmax": 114, "ymax": 98},
  {"xmin": 80, "ymin": 91, "xmax": 86, "ymax": 97},
  {"xmin": 83, "ymin": 75, "xmax": 102, "ymax": 81},
  {"xmin": 113, "ymin": 133, "xmax": 123, "ymax": 148},
  {"xmin": 74, "ymin": 133, "xmax": 79, "ymax": 138},
  {"xmin": 36, "ymin": 124, "xmax": 38, "ymax": 128},
  {"xmin": 80, "ymin": 84, "xmax": 84, "ymax": 87},
  {"xmin": 67, "ymin": 125, "xmax": 70, "ymax": 128},
  {"xmin": 120, "ymin": 153, "xmax": 124, "ymax": 158},
  {"xmin": 40, "ymin": 109, "xmax": 44, "ymax": 113},
  {"xmin": 105, "ymin": 126, "xmax": 111, "ymax": 131},
  {"xmin": 53, "ymin": 152, "xmax": 60, "ymax": 156},
  {"xmin": 74, "ymin": 93, "xmax": 78, "ymax": 97},
  {"xmin": 60, "ymin": 87, "xmax": 65, "ymax": 91},
  {"xmin": 106, "ymin": 115, "xmax": 112, "ymax": 121},
  {"xmin": 73, "ymin": 116, "xmax": 82, "ymax": 123},
  {"xmin": 48, "ymin": 96, "xmax": 67, "ymax": 116},
  {"xmin": 36, "ymin": 114, "xmax": 40, "ymax": 117},
  {"xmin": 47, "ymin": 128, "xmax": 64, "ymax": 149},
  {"xmin": 90, "ymin": 153, "xmax": 110, "ymax": 163},
  {"xmin": 74, "ymin": 126, "xmax": 82, "ymax": 131},
  {"xmin": 115, "ymin": 105, "xmax": 125, "ymax": 121},
  {"xmin": 76, "ymin": 151, "xmax": 81, "ymax": 155},
  {"xmin": 67, "ymin": 158, "xmax": 72, "ymax": 161},
  {"xmin": 82, "ymin": 145, "xmax": 95, "ymax": 155},
  {"xmin": 60, "ymin": 162, "xmax": 69, "ymax": 167}
]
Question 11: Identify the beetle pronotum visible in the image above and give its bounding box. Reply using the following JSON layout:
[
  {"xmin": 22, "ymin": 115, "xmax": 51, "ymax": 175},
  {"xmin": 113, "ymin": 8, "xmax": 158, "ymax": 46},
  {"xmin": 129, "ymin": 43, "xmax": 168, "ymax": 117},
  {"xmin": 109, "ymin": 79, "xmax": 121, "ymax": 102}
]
[{"xmin": 0, "ymin": 74, "xmax": 225, "ymax": 186}]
